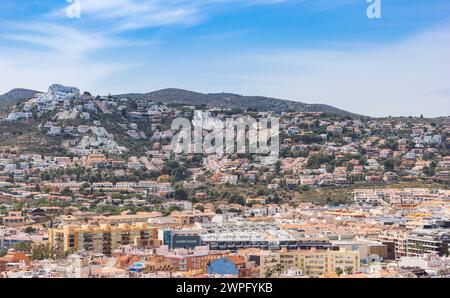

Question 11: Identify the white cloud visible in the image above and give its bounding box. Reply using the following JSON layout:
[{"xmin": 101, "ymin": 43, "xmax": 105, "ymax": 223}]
[
  {"xmin": 114, "ymin": 25, "xmax": 450, "ymax": 117},
  {"xmin": 0, "ymin": 46, "xmax": 134, "ymax": 94},
  {"xmin": 0, "ymin": 1, "xmax": 448, "ymax": 117},
  {"xmin": 0, "ymin": 0, "xmax": 296, "ymax": 94},
  {"xmin": 0, "ymin": 22, "xmax": 139, "ymax": 94},
  {"xmin": 51, "ymin": 0, "xmax": 295, "ymax": 31},
  {"xmin": 1, "ymin": 22, "xmax": 117, "ymax": 60},
  {"xmin": 3, "ymin": 22, "xmax": 447, "ymax": 117},
  {"xmin": 239, "ymin": 27, "xmax": 450, "ymax": 117}
]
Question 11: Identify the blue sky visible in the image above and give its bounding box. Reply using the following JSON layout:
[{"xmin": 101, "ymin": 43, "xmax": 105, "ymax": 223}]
[{"xmin": 0, "ymin": 0, "xmax": 449, "ymax": 117}]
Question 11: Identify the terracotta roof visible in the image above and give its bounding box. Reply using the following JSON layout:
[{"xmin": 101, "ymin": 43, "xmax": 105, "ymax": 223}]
[{"xmin": 227, "ymin": 256, "xmax": 246, "ymax": 265}]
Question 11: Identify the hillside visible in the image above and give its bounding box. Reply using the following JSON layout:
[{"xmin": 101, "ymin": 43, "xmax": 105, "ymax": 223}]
[
  {"xmin": 116, "ymin": 88, "xmax": 360, "ymax": 117},
  {"xmin": 0, "ymin": 84, "xmax": 364, "ymax": 156},
  {"xmin": 0, "ymin": 88, "xmax": 39, "ymax": 111}
]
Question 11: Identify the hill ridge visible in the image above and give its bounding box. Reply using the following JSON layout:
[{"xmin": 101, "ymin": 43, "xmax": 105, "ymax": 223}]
[{"xmin": 115, "ymin": 88, "xmax": 360, "ymax": 117}]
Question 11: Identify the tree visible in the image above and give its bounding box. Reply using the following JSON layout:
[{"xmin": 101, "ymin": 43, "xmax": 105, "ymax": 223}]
[
  {"xmin": 422, "ymin": 167, "xmax": 433, "ymax": 177},
  {"xmin": 228, "ymin": 195, "xmax": 245, "ymax": 206},
  {"xmin": 246, "ymin": 200, "xmax": 258, "ymax": 207},
  {"xmin": 24, "ymin": 226, "xmax": 36, "ymax": 234},
  {"xmin": 195, "ymin": 205, "xmax": 205, "ymax": 212},
  {"xmin": 423, "ymin": 162, "xmax": 437, "ymax": 177},
  {"xmin": 111, "ymin": 192, "xmax": 124, "ymax": 201},
  {"xmin": 383, "ymin": 159, "xmax": 395, "ymax": 172},
  {"xmin": 275, "ymin": 161, "xmax": 281, "ymax": 175},
  {"xmin": 12, "ymin": 242, "xmax": 32, "ymax": 254},
  {"xmin": 163, "ymin": 205, "xmax": 182, "ymax": 216},
  {"xmin": 60, "ymin": 187, "xmax": 73, "ymax": 197},
  {"xmin": 79, "ymin": 182, "xmax": 92, "ymax": 195},
  {"xmin": 306, "ymin": 153, "xmax": 334, "ymax": 169},
  {"xmin": 162, "ymin": 161, "xmax": 189, "ymax": 182},
  {"xmin": 172, "ymin": 167, "xmax": 188, "ymax": 182},
  {"xmin": 335, "ymin": 268, "xmax": 343, "ymax": 276},
  {"xmin": 31, "ymin": 243, "xmax": 52, "ymax": 260},
  {"xmin": 173, "ymin": 187, "xmax": 188, "ymax": 201},
  {"xmin": 265, "ymin": 269, "xmax": 274, "ymax": 278},
  {"xmin": 274, "ymin": 263, "xmax": 283, "ymax": 276}
]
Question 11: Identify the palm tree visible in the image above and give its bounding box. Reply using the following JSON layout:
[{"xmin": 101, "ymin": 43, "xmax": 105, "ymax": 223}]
[
  {"xmin": 274, "ymin": 263, "xmax": 283, "ymax": 276},
  {"xmin": 265, "ymin": 269, "xmax": 273, "ymax": 278}
]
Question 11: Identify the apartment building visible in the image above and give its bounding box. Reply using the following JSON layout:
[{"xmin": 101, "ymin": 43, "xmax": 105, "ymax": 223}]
[
  {"xmin": 171, "ymin": 212, "xmax": 215, "ymax": 225},
  {"xmin": 406, "ymin": 229, "xmax": 450, "ymax": 257},
  {"xmin": 0, "ymin": 212, "xmax": 26, "ymax": 227},
  {"xmin": 331, "ymin": 239, "xmax": 392, "ymax": 263},
  {"xmin": 248, "ymin": 251, "xmax": 281, "ymax": 278},
  {"xmin": 94, "ymin": 212, "xmax": 159, "ymax": 225},
  {"xmin": 378, "ymin": 230, "xmax": 409, "ymax": 258},
  {"xmin": 49, "ymin": 223, "xmax": 160, "ymax": 255},
  {"xmin": 199, "ymin": 222, "xmax": 332, "ymax": 251},
  {"xmin": 279, "ymin": 248, "xmax": 360, "ymax": 277}
]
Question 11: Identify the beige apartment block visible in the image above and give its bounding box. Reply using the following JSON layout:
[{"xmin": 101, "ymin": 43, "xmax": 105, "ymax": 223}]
[
  {"xmin": 49, "ymin": 223, "xmax": 160, "ymax": 255},
  {"xmin": 279, "ymin": 248, "xmax": 360, "ymax": 277}
]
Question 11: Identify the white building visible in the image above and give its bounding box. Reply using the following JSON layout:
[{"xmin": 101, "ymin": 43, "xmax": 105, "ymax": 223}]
[
  {"xmin": 399, "ymin": 254, "xmax": 450, "ymax": 276},
  {"xmin": 37, "ymin": 84, "xmax": 80, "ymax": 103},
  {"xmin": 6, "ymin": 112, "xmax": 32, "ymax": 121},
  {"xmin": 49, "ymin": 126, "xmax": 62, "ymax": 135},
  {"xmin": 0, "ymin": 226, "xmax": 5, "ymax": 248},
  {"xmin": 162, "ymin": 201, "xmax": 193, "ymax": 211}
]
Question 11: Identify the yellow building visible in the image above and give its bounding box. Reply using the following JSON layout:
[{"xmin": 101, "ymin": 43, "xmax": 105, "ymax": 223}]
[
  {"xmin": 49, "ymin": 223, "xmax": 160, "ymax": 255},
  {"xmin": 258, "ymin": 252, "xmax": 281, "ymax": 278},
  {"xmin": 279, "ymin": 248, "xmax": 360, "ymax": 277}
]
